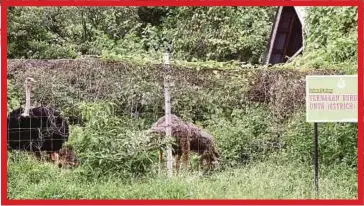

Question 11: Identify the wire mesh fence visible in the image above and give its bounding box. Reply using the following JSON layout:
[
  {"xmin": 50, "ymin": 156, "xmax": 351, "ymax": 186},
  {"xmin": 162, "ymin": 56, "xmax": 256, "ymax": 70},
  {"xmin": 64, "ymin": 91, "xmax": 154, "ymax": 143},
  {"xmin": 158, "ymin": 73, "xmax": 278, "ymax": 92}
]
[{"xmin": 6, "ymin": 57, "xmax": 349, "ymax": 169}]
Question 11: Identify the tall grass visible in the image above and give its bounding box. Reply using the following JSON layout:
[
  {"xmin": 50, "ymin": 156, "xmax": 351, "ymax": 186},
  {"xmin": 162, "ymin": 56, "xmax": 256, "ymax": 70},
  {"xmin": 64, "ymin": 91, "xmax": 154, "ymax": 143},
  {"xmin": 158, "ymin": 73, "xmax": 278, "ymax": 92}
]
[{"xmin": 8, "ymin": 151, "xmax": 356, "ymax": 199}]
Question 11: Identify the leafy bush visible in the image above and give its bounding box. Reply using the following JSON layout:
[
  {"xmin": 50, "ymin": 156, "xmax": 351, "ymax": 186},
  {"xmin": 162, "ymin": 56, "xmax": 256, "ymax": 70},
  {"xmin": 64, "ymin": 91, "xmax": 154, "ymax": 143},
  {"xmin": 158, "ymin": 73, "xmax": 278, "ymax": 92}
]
[
  {"xmin": 8, "ymin": 7, "xmax": 141, "ymax": 59},
  {"xmin": 204, "ymin": 106, "xmax": 280, "ymax": 167},
  {"xmin": 305, "ymin": 7, "xmax": 357, "ymax": 63},
  {"xmin": 162, "ymin": 7, "xmax": 276, "ymax": 63},
  {"xmin": 283, "ymin": 111, "xmax": 357, "ymax": 167},
  {"xmin": 68, "ymin": 101, "xmax": 162, "ymax": 179},
  {"xmin": 8, "ymin": 7, "xmax": 276, "ymax": 63},
  {"xmin": 7, "ymin": 79, "xmax": 22, "ymax": 113},
  {"xmin": 289, "ymin": 7, "xmax": 357, "ymax": 72},
  {"xmin": 8, "ymin": 7, "xmax": 78, "ymax": 59}
]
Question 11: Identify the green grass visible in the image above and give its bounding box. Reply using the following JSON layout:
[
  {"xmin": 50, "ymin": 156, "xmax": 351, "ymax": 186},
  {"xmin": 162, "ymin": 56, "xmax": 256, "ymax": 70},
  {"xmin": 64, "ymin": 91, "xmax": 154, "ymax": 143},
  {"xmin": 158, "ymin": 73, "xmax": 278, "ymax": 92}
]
[{"xmin": 8, "ymin": 152, "xmax": 357, "ymax": 200}]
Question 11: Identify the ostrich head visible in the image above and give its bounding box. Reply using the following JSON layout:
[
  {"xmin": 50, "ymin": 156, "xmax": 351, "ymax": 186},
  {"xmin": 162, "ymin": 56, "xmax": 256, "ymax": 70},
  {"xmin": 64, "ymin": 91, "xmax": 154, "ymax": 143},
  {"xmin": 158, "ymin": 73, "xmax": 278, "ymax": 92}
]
[
  {"xmin": 21, "ymin": 77, "xmax": 37, "ymax": 117},
  {"xmin": 25, "ymin": 77, "xmax": 37, "ymax": 84},
  {"xmin": 50, "ymin": 147, "xmax": 80, "ymax": 169}
]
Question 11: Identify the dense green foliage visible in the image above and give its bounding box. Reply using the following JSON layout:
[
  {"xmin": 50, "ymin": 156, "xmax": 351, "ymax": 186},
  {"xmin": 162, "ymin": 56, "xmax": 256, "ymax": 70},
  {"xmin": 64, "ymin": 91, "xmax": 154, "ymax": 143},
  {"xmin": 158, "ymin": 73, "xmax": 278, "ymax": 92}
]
[
  {"xmin": 289, "ymin": 6, "xmax": 357, "ymax": 71},
  {"xmin": 8, "ymin": 6, "xmax": 357, "ymax": 69},
  {"xmin": 8, "ymin": 6, "xmax": 276, "ymax": 63},
  {"xmin": 68, "ymin": 101, "xmax": 165, "ymax": 179},
  {"xmin": 161, "ymin": 7, "xmax": 275, "ymax": 63},
  {"xmin": 7, "ymin": 79, "xmax": 21, "ymax": 113},
  {"xmin": 305, "ymin": 7, "xmax": 357, "ymax": 62},
  {"xmin": 284, "ymin": 112, "xmax": 357, "ymax": 168}
]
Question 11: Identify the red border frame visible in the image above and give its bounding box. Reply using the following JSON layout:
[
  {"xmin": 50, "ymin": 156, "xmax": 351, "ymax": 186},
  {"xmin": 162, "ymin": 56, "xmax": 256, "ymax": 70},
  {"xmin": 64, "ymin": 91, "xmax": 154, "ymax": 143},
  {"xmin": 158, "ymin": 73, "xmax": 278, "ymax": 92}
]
[{"xmin": 1, "ymin": 0, "xmax": 363, "ymax": 205}]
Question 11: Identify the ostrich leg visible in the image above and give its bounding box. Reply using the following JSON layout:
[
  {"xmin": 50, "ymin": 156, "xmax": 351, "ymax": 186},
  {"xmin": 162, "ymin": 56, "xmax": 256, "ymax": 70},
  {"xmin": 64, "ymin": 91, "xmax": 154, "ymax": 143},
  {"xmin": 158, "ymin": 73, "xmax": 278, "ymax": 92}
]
[
  {"xmin": 175, "ymin": 154, "xmax": 181, "ymax": 175},
  {"xmin": 158, "ymin": 149, "xmax": 163, "ymax": 174},
  {"xmin": 181, "ymin": 137, "xmax": 190, "ymax": 170}
]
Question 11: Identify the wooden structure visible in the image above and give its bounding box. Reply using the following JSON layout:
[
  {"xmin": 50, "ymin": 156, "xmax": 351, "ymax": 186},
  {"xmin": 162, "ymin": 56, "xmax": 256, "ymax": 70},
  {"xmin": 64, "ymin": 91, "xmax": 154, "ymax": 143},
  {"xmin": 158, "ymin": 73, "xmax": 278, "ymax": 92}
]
[{"xmin": 264, "ymin": 6, "xmax": 306, "ymax": 65}]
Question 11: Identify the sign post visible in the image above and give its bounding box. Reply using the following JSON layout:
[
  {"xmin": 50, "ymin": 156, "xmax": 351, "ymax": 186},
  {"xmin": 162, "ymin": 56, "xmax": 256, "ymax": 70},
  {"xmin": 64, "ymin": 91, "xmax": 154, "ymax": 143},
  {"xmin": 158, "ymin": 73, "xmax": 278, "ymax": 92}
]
[
  {"xmin": 313, "ymin": 122, "xmax": 319, "ymax": 196},
  {"xmin": 306, "ymin": 75, "xmax": 357, "ymax": 198}
]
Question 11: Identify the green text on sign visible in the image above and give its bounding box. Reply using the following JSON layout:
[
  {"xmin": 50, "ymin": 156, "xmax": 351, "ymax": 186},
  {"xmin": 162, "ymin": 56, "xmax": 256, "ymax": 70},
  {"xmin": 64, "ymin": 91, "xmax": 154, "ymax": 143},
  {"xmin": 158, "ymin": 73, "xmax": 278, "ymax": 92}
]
[{"xmin": 306, "ymin": 75, "xmax": 358, "ymax": 122}]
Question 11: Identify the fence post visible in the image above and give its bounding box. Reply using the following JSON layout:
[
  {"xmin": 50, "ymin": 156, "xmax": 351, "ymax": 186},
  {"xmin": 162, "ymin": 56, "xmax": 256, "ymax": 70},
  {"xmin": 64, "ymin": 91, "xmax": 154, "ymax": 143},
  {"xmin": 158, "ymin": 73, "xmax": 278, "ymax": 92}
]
[
  {"xmin": 314, "ymin": 122, "xmax": 319, "ymax": 198},
  {"xmin": 163, "ymin": 51, "xmax": 173, "ymax": 178}
]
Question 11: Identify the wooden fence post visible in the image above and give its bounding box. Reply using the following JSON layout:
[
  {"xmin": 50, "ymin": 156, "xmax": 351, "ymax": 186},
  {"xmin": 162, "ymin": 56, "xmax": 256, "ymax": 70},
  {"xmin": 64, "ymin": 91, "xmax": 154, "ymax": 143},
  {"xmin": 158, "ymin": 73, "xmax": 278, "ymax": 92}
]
[{"xmin": 163, "ymin": 51, "xmax": 173, "ymax": 178}]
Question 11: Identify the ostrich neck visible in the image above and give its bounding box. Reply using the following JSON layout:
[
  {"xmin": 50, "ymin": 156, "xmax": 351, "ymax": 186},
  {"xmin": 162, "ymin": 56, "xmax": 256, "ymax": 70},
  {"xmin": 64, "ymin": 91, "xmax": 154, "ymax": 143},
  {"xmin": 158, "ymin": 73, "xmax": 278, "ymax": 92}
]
[{"xmin": 22, "ymin": 84, "xmax": 31, "ymax": 116}]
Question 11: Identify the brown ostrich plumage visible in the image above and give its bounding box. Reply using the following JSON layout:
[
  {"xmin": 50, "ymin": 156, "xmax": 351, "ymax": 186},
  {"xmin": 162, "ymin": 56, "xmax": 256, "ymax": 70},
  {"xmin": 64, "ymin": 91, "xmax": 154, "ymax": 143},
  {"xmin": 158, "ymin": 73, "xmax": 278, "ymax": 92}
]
[{"xmin": 149, "ymin": 114, "xmax": 220, "ymax": 173}]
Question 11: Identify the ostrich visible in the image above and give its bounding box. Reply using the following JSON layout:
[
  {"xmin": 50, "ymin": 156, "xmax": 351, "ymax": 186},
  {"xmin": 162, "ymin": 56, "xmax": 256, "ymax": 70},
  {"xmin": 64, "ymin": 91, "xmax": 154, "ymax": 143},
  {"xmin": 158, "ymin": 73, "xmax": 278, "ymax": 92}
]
[
  {"xmin": 148, "ymin": 114, "xmax": 220, "ymax": 174},
  {"xmin": 7, "ymin": 77, "xmax": 78, "ymax": 167}
]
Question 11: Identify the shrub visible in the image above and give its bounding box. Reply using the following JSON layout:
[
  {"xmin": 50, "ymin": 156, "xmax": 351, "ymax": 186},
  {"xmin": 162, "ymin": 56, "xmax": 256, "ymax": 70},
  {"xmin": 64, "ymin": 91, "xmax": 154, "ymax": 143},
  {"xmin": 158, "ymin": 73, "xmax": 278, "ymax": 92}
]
[
  {"xmin": 69, "ymin": 101, "xmax": 163, "ymax": 179},
  {"xmin": 7, "ymin": 79, "xmax": 21, "ymax": 113},
  {"xmin": 283, "ymin": 111, "xmax": 357, "ymax": 167},
  {"xmin": 162, "ymin": 7, "xmax": 276, "ymax": 63},
  {"xmin": 204, "ymin": 106, "xmax": 279, "ymax": 167}
]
